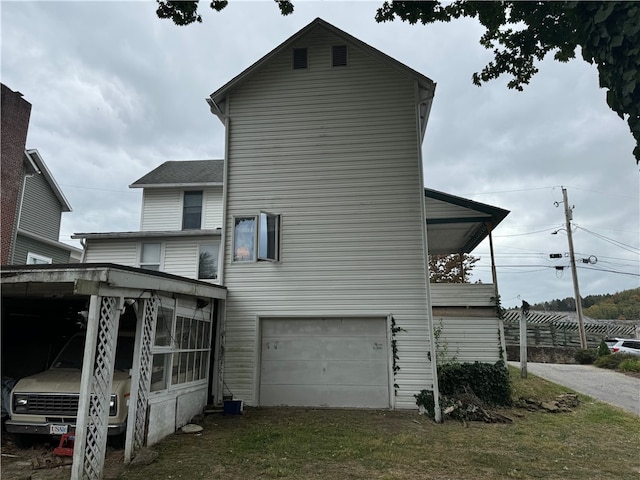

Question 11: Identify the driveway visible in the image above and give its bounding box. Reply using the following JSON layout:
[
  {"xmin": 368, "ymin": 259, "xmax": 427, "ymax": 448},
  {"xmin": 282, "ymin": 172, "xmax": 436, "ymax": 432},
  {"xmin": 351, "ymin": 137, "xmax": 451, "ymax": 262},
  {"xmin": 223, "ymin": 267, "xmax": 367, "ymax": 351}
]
[{"xmin": 509, "ymin": 362, "xmax": 640, "ymax": 415}]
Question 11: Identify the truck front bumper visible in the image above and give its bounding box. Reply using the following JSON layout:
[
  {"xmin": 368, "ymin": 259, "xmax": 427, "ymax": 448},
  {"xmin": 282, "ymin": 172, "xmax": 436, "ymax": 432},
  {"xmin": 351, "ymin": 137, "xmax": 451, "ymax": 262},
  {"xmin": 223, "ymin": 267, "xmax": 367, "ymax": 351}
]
[{"xmin": 5, "ymin": 419, "xmax": 127, "ymax": 436}]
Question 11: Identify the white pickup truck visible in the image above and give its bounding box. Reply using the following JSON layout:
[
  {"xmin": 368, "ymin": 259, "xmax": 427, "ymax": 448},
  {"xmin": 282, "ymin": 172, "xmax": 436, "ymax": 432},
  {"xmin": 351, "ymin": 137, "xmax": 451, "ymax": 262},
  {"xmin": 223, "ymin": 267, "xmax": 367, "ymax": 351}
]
[{"xmin": 6, "ymin": 332, "xmax": 134, "ymax": 446}]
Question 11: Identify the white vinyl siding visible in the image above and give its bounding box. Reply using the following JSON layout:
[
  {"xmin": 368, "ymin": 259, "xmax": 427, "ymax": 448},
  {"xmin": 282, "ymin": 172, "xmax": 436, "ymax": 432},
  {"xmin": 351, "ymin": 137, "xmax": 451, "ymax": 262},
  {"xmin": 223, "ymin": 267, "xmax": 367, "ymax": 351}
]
[
  {"xmin": 141, "ymin": 187, "xmax": 223, "ymax": 231},
  {"xmin": 221, "ymin": 29, "xmax": 433, "ymax": 409},
  {"xmin": 203, "ymin": 187, "xmax": 223, "ymax": 229},
  {"xmin": 431, "ymin": 283, "xmax": 503, "ymax": 363},
  {"xmin": 83, "ymin": 240, "xmax": 138, "ymax": 265},
  {"xmin": 83, "ymin": 236, "xmax": 221, "ymax": 283},
  {"xmin": 141, "ymin": 189, "xmax": 181, "ymax": 231}
]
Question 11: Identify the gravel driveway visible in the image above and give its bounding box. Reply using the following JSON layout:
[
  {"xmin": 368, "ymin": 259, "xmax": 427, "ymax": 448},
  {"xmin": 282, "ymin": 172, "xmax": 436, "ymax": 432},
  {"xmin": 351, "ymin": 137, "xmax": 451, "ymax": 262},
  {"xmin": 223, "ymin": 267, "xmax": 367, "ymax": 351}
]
[{"xmin": 509, "ymin": 362, "xmax": 640, "ymax": 415}]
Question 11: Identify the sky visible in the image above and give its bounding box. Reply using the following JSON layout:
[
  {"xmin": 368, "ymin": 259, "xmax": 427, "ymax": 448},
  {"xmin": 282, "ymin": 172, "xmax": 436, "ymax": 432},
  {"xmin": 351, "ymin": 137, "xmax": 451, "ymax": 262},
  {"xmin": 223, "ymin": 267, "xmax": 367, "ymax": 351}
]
[{"xmin": 2, "ymin": 1, "xmax": 638, "ymax": 309}]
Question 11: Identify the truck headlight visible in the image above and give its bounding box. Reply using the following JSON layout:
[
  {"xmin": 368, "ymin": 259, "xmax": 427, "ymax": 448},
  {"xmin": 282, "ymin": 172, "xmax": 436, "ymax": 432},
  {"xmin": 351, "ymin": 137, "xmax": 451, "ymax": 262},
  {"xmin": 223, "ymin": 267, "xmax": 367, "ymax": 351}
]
[
  {"xmin": 13, "ymin": 394, "xmax": 29, "ymax": 413},
  {"xmin": 109, "ymin": 394, "xmax": 117, "ymax": 416}
]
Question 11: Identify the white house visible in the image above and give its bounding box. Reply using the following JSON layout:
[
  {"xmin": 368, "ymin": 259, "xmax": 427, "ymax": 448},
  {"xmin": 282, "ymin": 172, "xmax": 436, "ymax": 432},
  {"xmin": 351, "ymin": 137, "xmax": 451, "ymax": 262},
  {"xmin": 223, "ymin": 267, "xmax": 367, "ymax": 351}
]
[{"xmin": 74, "ymin": 18, "xmax": 510, "ymax": 414}]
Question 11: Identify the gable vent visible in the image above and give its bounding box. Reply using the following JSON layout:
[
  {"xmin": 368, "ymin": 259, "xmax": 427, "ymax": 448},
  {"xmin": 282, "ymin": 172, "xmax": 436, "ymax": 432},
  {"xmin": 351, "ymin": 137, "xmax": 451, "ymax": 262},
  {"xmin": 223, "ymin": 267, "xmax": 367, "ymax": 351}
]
[
  {"xmin": 293, "ymin": 48, "xmax": 308, "ymax": 69},
  {"xmin": 332, "ymin": 45, "xmax": 347, "ymax": 67}
]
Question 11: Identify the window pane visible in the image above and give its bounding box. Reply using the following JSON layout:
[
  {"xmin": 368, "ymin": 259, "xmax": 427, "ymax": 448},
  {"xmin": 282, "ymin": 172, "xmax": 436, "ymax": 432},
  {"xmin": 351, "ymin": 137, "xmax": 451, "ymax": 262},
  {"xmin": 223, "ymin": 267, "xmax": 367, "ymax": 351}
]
[
  {"xmin": 194, "ymin": 352, "xmax": 202, "ymax": 381},
  {"xmin": 259, "ymin": 212, "xmax": 279, "ymax": 261},
  {"xmin": 234, "ymin": 217, "xmax": 255, "ymax": 261},
  {"xmin": 198, "ymin": 243, "xmax": 219, "ymax": 279},
  {"xmin": 183, "ymin": 191, "xmax": 202, "ymax": 230},
  {"xmin": 154, "ymin": 306, "xmax": 173, "ymax": 347},
  {"xmin": 141, "ymin": 243, "xmax": 161, "ymax": 270},
  {"xmin": 150, "ymin": 354, "xmax": 169, "ymax": 392}
]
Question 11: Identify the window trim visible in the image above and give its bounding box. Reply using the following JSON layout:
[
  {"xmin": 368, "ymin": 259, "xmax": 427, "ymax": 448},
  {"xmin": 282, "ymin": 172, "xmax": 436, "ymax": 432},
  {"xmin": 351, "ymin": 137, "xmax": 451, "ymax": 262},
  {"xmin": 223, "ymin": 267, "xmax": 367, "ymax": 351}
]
[{"xmin": 26, "ymin": 252, "xmax": 52, "ymax": 265}]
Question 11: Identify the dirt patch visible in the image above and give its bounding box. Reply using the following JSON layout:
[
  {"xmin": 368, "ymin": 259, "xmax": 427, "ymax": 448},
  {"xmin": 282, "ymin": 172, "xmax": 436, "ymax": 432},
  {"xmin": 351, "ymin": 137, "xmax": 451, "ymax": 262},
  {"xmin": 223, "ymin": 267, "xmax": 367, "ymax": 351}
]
[{"xmin": 1, "ymin": 433, "xmax": 126, "ymax": 480}]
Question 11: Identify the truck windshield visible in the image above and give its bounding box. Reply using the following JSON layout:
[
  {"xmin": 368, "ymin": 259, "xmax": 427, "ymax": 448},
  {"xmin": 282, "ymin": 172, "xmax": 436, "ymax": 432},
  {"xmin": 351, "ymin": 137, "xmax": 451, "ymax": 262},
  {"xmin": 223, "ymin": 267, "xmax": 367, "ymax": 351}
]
[{"xmin": 52, "ymin": 335, "xmax": 135, "ymax": 371}]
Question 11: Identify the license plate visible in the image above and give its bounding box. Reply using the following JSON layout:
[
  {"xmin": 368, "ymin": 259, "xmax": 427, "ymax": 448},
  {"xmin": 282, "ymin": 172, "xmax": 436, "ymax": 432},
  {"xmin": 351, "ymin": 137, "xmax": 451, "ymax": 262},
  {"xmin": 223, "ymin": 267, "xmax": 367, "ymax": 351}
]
[{"xmin": 50, "ymin": 424, "xmax": 68, "ymax": 435}]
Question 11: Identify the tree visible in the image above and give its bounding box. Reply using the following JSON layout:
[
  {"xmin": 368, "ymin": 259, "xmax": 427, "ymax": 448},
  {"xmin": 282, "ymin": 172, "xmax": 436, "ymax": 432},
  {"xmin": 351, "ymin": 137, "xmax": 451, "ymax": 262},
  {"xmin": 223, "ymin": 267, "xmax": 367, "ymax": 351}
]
[
  {"xmin": 156, "ymin": 1, "xmax": 640, "ymax": 164},
  {"xmin": 428, "ymin": 253, "xmax": 479, "ymax": 283}
]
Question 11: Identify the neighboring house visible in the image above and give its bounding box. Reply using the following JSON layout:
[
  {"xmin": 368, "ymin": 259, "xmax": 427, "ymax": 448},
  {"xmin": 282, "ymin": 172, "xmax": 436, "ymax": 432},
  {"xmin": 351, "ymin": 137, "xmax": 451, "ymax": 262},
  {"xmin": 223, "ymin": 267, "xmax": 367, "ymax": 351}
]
[
  {"xmin": 74, "ymin": 159, "xmax": 224, "ymax": 281},
  {"xmin": 74, "ymin": 18, "xmax": 510, "ymax": 413},
  {"xmin": 1, "ymin": 84, "xmax": 81, "ymax": 265}
]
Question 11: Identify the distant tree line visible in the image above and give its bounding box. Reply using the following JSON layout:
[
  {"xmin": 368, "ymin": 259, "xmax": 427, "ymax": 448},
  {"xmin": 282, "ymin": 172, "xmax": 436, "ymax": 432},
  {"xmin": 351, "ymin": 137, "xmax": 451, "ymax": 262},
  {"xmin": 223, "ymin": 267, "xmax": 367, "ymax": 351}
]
[{"xmin": 530, "ymin": 288, "xmax": 640, "ymax": 320}]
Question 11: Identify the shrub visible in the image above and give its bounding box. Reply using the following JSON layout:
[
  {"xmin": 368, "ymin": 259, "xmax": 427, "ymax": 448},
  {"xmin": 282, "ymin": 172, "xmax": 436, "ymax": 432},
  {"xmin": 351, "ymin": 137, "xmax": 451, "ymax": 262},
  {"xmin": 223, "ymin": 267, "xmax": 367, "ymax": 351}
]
[
  {"xmin": 438, "ymin": 361, "xmax": 511, "ymax": 406},
  {"xmin": 574, "ymin": 349, "xmax": 596, "ymax": 364},
  {"xmin": 597, "ymin": 340, "xmax": 611, "ymax": 357},
  {"xmin": 594, "ymin": 353, "xmax": 635, "ymax": 369},
  {"xmin": 414, "ymin": 389, "xmax": 435, "ymax": 418},
  {"xmin": 618, "ymin": 358, "xmax": 640, "ymax": 372}
]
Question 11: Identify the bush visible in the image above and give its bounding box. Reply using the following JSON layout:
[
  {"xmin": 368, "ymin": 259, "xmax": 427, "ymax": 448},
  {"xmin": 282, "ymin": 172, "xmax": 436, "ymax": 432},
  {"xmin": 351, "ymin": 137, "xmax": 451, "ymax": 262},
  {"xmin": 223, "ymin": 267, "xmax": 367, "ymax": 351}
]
[
  {"xmin": 594, "ymin": 353, "xmax": 635, "ymax": 369},
  {"xmin": 414, "ymin": 389, "xmax": 435, "ymax": 418},
  {"xmin": 438, "ymin": 361, "xmax": 511, "ymax": 406},
  {"xmin": 618, "ymin": 358, "xmax": 640, "ymax": 372},
  {"xmin": 597, "ymin": 340, "xmax": 611, "ymax": 357},
  {"xmin": 574, "ymin": 349, "xmax": 596, "ymax": 364}
]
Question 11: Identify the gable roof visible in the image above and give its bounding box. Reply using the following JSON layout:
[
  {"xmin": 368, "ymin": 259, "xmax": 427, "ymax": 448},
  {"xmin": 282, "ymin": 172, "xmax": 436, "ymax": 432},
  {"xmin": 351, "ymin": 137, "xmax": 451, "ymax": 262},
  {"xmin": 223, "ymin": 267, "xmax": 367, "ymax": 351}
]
[
  {"xmin": 425, "ymin": 188, "xmax": 509, "ymax": 254},
  {"xmin": 24, "ymin": 149, "xmax": 72, "ymax": 212},
  {"xmin": 130, "ymin": 159, "xmax": 224, "ymax": 188},
  {"xmin": 207, "ymin": 17, "xmax": 436, "ymax": 140}
]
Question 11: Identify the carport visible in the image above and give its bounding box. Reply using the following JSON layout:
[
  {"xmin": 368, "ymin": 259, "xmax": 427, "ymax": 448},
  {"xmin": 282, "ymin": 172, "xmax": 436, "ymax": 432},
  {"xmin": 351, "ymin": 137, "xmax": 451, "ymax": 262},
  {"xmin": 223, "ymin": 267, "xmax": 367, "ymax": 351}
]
[{"xmin": 1, "ymin": 263, "xmax": 226, "ymax": 480}]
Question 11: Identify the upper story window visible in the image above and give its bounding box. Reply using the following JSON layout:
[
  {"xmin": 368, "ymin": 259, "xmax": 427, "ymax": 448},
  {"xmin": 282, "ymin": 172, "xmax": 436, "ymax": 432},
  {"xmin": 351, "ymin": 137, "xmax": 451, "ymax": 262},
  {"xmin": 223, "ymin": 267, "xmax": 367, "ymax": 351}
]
[
  {"xmin": 26, "ymin": 252, "xmax": 52, "ymax": 265},
  {"xmin": 293, "ymin": 48, "xmax": 308, "ymax": 69},
  {"xmin": 182, "ymin": 191, "xmax": 203, "ymax": 230},
  {"xmin": 332, "ymin": 45, "xmax": 347, "ymax": 67},
  {"xmin": 233, "ymin": 212, "xmax": 281, "ymax": 263},
  {"xmin": 233, "ymin": 217, "xmax": 256, "ymax": 262},
  {"xmin": 140, "ymin": 242, "xmax": 161, "ymax": 271},
  {"xmin": 198, "ymin": 243, "xmax": 219, "ymax": 280}
]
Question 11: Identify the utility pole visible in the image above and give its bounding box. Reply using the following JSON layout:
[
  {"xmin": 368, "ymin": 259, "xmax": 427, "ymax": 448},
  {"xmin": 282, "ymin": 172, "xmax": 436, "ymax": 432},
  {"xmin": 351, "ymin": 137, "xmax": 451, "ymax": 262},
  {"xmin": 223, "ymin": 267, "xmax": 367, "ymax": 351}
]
[{"xmin": 560, "ymin": 187, "xmax": 588, "ymax": 349}]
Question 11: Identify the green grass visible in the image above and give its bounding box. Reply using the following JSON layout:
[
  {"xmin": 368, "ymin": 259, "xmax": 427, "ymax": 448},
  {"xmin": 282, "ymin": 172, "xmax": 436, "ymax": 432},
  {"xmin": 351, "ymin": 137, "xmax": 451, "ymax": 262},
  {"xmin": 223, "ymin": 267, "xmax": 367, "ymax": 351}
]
[{"xmin": 121, "ymin": 368, "xmax": 640, "ymax": 480}]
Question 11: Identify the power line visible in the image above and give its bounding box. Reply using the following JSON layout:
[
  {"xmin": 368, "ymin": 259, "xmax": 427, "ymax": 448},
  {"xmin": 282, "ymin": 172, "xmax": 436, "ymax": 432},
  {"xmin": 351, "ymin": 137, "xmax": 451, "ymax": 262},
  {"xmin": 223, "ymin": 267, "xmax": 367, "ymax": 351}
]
[{"xmin": 576, "ymin": 226, "xmax": 640, "ymax": 254}]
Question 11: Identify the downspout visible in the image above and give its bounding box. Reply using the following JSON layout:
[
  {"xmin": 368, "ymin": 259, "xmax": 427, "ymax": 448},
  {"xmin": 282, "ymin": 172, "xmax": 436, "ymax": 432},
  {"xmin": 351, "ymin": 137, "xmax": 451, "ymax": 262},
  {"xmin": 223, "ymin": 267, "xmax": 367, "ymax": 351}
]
[
  {"xmin": 416, "ymin": 82, "xmax": 441, "ymax": 422},
  {"xmin": 207, "ymin": 95, "xmax": 229, "ymax": 405},
  {"xmin": 79, "ymin": 238, "xmax": 87, "ymax": 263},
  {"xmin": 486, "ymin": 222, "xmax": 507, "ymax": 362}
]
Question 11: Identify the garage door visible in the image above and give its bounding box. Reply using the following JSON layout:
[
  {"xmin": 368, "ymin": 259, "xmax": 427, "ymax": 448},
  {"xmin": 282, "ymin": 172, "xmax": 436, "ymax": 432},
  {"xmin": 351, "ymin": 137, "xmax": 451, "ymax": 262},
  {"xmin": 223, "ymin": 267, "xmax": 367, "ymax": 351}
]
[{"xmin": 259, "ymin": 317, "xmax": 390, "ymax": 408}]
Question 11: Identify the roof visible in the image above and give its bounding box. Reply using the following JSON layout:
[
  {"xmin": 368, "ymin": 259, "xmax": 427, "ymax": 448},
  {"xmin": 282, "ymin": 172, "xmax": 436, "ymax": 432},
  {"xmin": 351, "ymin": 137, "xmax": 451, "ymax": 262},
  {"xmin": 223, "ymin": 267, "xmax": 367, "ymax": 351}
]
[
  {"xmin": 207, "ymin": 18, "xmax": 436, "ymax": 140},
  {"xmin": 72, "ymin": 229, "xmax": 221, "ymax": 240},
  {"xmin": 1, "ymin": 263, "xmax": 227, "ymax": 300},
  {"xmin": 24, "ymin": 149, "xmax": 72, "ymax": 212},
  {"xmin": 425, "ymin": 188, "xmax": 510, "ymax": 255},
  {"xmin": 130, "ymin": 159, "xmax": 224, "ymax": 188}
]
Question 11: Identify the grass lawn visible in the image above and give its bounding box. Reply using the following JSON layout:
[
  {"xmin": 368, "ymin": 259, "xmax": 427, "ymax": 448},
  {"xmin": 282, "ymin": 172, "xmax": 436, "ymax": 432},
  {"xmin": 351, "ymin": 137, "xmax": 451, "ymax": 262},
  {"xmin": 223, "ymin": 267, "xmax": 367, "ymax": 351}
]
[{"xmin": 121, "ymin": 367, "xmax": 639, "ymax": 480}]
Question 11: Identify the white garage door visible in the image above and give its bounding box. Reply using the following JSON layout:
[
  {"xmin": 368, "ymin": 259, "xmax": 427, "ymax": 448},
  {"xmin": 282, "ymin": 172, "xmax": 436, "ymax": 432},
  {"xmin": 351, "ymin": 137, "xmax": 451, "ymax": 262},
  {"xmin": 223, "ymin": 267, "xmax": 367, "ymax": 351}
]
[{"xmin": 259, "ymin": 317, "xmax": 390, "ymax": 408}]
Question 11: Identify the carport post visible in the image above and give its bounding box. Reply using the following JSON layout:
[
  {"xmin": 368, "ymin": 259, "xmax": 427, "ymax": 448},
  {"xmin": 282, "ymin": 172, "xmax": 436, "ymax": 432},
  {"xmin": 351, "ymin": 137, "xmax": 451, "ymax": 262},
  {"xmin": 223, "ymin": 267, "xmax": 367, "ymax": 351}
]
[{"xmin": 71, "ymin": 294, "xmax": 123, "ymax": 480}]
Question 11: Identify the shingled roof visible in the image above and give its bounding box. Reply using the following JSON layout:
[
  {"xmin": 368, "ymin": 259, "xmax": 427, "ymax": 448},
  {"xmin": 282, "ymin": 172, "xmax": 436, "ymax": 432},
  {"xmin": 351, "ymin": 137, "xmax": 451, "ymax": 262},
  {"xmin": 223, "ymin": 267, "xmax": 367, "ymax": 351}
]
[{"xmin": 130, "ymin": 159, "xmax": 224, "ymax": 188}]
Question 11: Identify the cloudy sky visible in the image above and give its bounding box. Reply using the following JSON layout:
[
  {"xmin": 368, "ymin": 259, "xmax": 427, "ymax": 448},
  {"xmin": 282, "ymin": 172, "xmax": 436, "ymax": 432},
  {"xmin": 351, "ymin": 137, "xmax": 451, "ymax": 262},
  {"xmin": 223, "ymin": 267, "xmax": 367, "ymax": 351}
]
[{"xmin": 2, "ymin": 1, "xmax": 638, "ymax": 308}]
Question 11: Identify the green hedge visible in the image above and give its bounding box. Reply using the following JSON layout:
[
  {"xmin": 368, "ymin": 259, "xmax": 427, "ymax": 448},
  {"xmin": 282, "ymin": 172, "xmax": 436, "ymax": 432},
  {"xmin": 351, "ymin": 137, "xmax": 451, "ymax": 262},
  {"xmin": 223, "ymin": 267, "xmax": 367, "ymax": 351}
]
[{"xmin": 438, "ymin": 361, "xmax": 511, "ymax": 406}]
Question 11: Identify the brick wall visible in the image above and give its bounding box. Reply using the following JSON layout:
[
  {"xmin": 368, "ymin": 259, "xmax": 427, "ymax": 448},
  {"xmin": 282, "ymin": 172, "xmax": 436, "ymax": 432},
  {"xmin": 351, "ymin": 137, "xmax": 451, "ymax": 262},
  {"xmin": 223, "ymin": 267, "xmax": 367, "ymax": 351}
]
[{"xmin": 1, "ymin": 84, "xmax": 32, "ymax": 265}]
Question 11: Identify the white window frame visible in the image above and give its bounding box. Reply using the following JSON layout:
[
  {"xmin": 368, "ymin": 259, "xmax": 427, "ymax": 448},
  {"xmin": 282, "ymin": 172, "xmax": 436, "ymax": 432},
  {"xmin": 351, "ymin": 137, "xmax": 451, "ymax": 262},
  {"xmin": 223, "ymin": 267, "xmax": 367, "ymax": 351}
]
[
  {"xmin": 139, "ymin": 242, "xmax": 163, "ymax": 271},
  {"xmin": 26, "ymin": 252, "xmax": 52, "ymax": 265}
]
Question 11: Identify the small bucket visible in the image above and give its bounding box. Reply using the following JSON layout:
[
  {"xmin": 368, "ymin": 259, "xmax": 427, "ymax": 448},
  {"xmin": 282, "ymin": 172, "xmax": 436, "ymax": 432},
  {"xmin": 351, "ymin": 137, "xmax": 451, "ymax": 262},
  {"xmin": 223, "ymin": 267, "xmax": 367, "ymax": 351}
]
[{"xmin": 223, "ymin": 399, "xmax": 243, "ymax": 415}]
